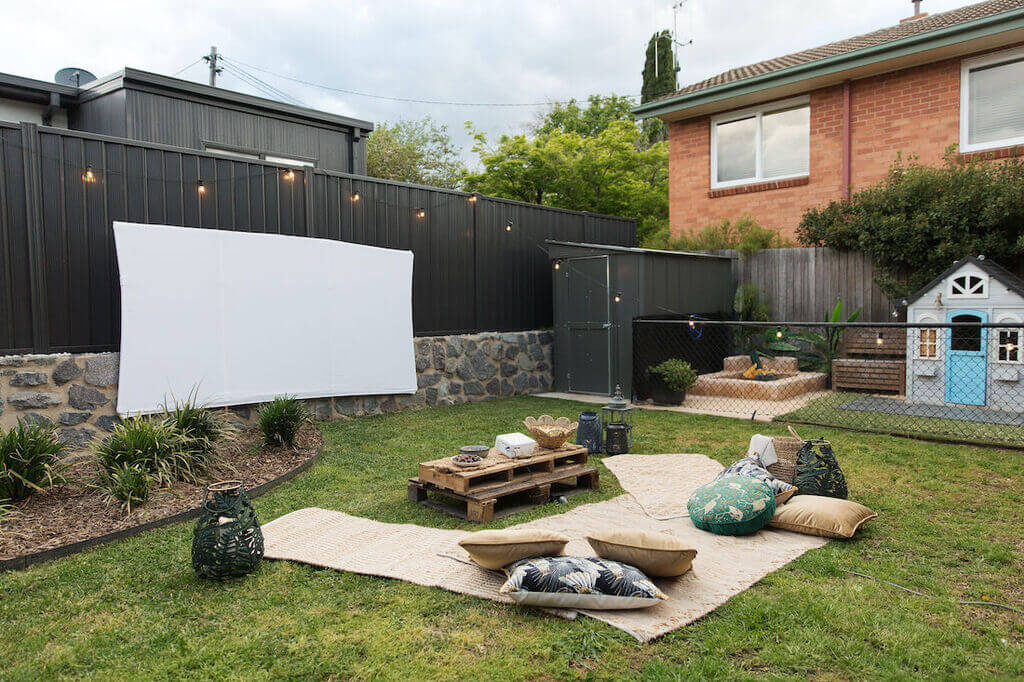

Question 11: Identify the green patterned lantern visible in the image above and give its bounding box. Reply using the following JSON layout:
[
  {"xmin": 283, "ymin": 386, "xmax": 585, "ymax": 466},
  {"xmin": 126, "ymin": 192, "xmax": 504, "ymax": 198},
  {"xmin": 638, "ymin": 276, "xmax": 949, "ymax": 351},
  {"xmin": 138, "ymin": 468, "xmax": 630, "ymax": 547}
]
[{"xmin": 192, "ymin": 480, "xmax": 264, "ymax": 580}]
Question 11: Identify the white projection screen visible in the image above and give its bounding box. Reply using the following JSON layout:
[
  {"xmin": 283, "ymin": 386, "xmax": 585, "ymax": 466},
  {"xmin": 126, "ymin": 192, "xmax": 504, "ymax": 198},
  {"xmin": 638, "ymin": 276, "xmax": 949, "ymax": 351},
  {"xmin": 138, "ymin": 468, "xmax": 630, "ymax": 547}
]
[{"xmin": 114, "ymin": 222, "xmax": 416, "ymax": 415}]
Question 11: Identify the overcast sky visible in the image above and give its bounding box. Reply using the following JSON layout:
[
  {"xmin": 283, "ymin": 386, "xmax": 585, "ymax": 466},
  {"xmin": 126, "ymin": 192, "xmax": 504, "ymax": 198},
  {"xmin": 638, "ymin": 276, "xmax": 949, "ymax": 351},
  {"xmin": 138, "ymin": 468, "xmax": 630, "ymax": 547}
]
[{"xmin": 3, "ymin": 0, "xmax": 973, "ymax": 165}]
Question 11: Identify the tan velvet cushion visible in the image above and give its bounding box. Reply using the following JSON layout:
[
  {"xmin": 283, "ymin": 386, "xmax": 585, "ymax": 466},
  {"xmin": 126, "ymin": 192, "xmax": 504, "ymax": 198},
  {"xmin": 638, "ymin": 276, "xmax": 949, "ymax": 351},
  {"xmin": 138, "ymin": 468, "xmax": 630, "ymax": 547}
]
[
  {"xmin": 774, "ymin": 487, "xmax": 797, "ymax": 505},
  {"xmin": 458, "ymin": 529, "xmax": 570, "ymax": 569},
  {"xmin": 768, "ymin": 495, "xmax": 877, "ymax": 538},
  {"xmin": 586, "ymin": 528, "xmax": 697, "ymax": 577}
]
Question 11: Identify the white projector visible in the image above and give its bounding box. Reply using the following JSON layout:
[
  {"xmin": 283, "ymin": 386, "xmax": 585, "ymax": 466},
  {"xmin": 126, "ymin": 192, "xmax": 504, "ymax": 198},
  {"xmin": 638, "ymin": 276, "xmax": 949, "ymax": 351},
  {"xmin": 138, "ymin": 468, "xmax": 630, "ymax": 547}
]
[{"xmin": 494, "ymin": 433, "xmax": 537, "ymax": 459}]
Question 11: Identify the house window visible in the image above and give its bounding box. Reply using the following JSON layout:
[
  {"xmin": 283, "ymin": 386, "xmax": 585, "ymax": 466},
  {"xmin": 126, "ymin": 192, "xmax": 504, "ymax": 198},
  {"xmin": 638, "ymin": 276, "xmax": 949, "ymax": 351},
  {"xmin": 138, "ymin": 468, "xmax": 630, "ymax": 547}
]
[
  {"xmin": 949, "ymin": 273, "xmax": 987, "ymax": 298},
  {"xmin": 960, "ymin": 46, "xmax": 1024, "ymax": 153},
  {"xmin": 998, "ymin": 329, "xmax": 1020, "ymax": 363},
  {"xmin": 918, "ymin": 328, "xmax": 938, "ymax": 359},
  {"xmin": 711, "ymin": 98, "xmax": 809, "ymax": 188}
]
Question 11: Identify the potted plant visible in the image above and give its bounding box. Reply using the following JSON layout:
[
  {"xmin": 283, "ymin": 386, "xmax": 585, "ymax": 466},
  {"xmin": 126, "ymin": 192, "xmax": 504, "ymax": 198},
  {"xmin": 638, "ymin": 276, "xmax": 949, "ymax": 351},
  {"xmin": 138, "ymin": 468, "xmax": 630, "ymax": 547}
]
[{"xmin": 646, "ymin": 359, "xmax": 698, "ymax": 406}]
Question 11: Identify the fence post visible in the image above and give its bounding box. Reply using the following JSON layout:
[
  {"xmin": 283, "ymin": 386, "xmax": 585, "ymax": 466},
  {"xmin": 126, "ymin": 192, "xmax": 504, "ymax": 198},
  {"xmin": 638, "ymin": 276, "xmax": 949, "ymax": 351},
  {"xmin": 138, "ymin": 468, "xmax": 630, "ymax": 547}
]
[
  {"xmin": 19, "ymin": 122, "xmax": 48, "ymax": 353},
  {"xmin": 303, "ymin": 168, "xmax": 316, "ymax": 237}
]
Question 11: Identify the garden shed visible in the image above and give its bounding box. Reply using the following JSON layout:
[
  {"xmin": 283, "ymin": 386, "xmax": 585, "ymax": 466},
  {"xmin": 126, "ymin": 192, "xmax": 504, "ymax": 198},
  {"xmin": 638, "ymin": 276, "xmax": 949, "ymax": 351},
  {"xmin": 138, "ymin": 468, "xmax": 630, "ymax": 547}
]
[
  {"xmin": 904, "ymin": 256, "xmax": 1024, "ymax": 411},
  {"xmin": 547, "ymin": 240, "xmax": 733, "ymax": 399}
]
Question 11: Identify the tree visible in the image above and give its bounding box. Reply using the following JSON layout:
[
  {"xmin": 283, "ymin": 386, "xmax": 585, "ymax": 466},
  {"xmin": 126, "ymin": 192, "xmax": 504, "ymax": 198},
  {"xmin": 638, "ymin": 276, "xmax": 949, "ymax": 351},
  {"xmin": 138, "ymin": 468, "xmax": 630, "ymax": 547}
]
[
  {"xmin": 365, "ymin": 116, "xmax": 466, "ymax": 189},
  {"xmin": 464, "ymin": 96, "xmax": 669, "ymax": 242},
  {"xmin": 640, "ymin": 30, "xmax": 678, "ymax": 145},
  {"xmin": 797, "ymin": 150, "xmax": 1024, "ymax": 299}
]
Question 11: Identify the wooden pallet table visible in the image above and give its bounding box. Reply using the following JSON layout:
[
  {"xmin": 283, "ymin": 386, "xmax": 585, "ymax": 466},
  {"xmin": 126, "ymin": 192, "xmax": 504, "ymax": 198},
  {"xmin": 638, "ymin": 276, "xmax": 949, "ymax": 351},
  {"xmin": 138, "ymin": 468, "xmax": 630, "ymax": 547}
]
[{"xmin": 408, "ymin": 444, "xmax": 598, "ymax": 522}]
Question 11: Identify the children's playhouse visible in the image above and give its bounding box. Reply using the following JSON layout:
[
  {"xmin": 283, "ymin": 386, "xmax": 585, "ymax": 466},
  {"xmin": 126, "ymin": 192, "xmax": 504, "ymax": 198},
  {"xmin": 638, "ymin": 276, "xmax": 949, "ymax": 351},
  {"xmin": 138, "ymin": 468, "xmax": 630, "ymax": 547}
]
[{"xmin": 904, "ymin": 256, "xmax": 1024, "ymax": 411}]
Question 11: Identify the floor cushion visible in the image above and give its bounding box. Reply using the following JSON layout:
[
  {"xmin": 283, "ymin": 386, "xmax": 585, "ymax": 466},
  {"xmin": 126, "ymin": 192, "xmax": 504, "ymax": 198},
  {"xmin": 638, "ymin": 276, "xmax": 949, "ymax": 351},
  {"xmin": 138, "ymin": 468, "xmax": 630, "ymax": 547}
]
[
  {"xmin": 586, "ymin": 528, "xmax": 697, "ymax": 577},
  {"xmin": 717, "ymin": 456, "xmax": 797, "ymax": 504},
  {"xmin": 687, "ymin": 475, "xmax": 776, "ymax": 535},
  {"xmin": 458, "ymin": 528, "xmax": 570, "ymax": 569},
  {"xmin": 768, "ymin": 495, "xmax": 876, "ymax": 538},
  {"xmin": 793, "ymin": 440, "xmax": 848, "ymax": 499},
  {"xmin": 499, "ymin": 556, "xmax": 668, "ymax": 610}
]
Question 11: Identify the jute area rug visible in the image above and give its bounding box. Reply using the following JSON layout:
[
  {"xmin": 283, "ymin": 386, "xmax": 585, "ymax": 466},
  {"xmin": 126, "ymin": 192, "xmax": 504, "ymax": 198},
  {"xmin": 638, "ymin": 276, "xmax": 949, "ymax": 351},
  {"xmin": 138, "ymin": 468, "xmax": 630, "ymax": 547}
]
[{"xmin": 262, "ymin": 453, "xmax": 827, "ymax": 642}]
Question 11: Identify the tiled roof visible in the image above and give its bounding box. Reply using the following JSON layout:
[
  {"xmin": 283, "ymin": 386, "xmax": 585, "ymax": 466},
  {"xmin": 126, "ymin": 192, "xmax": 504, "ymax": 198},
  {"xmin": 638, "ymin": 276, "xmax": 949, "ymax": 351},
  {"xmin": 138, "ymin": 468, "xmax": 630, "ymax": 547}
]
[{"xmin": 659, "ymin": 0, "xmax": 1024, "ymax": 101}]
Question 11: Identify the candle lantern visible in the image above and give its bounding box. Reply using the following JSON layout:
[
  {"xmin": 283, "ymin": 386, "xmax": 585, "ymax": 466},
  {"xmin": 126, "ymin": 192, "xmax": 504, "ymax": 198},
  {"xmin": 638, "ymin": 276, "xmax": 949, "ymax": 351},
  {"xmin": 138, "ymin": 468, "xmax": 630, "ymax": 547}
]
[
  {"xmin": 576, "ymin": 411, "xmax": 603, "ymax": 454},
  {"xmin": 601, "ymin": 385, "xmax": 633, "ymax": 455}
]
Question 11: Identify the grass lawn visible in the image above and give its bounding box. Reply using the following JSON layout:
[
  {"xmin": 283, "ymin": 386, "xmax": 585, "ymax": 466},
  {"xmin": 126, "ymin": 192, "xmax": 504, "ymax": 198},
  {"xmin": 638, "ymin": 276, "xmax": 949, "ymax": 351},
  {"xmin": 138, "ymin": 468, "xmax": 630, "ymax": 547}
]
[
  {"xmin": 1, "ymin": 395, "xmax": 1021, "ymax": 680},
  {"xmin": 781, "ymin": 391, "xmax": 1024, "ymax": 449}
]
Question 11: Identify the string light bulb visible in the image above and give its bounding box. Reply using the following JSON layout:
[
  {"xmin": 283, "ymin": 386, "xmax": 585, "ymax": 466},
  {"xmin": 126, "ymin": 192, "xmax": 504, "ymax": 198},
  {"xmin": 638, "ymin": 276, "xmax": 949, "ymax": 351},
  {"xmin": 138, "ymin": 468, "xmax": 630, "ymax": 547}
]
[
  {"xmin": 505, "ymin": 219, "xmax": 513, "ymax": 232},
  {"xmin": 688, "ymin": 319, "xmax": 695, "ymax": 328},
  {"xmin": 553, "ymin": 261, "xmax": 560, "ymax": 270},
  {"xmin": 415, "ymin": 208, "xmax": 426, "ymax": 219},
  {"xmin": 197, "ymin": 180, "xmax": 206, "ymax": 195},
  {"xmin": 467, "ymin": 194, "xmax": 477, "ymax": 203},
  {"xmin": 283, "ymin": 169, "xmax": 295, "ymax": 181},
  {"xmin": 776, "ymin": 328, "xmax": 783, "ymax": 339},
  {"xmin": 876, "ymin": 332, "xmax": 884, "ymax": 345},
  {"xmin": 82, "ymin": 167, "xmax": 96, "ymax": 182},
  {"xmin": 351, "ymin": 192, "xmax": 360, "ymax": 202},
  {"xmin": 613, "ymin": 292, "xmax": 622, "ymax": 303}
]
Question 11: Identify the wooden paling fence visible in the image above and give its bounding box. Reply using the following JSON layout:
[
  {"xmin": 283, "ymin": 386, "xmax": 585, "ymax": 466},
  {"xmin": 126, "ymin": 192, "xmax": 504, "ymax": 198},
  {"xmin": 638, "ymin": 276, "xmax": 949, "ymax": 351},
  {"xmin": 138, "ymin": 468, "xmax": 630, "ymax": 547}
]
[{"xmin": 717, "ymin": 248, "xmax": 894, "ymax": 322}]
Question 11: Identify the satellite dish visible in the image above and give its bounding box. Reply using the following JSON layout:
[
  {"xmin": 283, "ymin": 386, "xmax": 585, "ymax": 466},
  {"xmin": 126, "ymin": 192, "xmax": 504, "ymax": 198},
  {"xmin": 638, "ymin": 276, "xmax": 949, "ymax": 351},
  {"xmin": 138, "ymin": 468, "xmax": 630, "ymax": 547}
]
[{"xmin": 54, "ymin": 67, "xmax": 97, "ymax": 87}]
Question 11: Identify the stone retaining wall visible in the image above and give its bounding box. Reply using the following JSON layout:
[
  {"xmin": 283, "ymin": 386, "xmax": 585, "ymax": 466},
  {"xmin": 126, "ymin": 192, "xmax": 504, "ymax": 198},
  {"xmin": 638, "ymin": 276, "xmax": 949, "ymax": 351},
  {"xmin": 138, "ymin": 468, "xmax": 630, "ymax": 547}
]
[{"xmin": 0, "ymin": 330, "xmax": 553, "ymax": 450}]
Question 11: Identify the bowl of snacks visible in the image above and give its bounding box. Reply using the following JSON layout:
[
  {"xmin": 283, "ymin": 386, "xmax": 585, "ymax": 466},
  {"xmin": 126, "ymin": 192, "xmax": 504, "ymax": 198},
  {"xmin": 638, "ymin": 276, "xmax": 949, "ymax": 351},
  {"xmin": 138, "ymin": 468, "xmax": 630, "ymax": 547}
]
[{"xmin": 451, "ymin": 445, "xmax": 489, "ymax": 467}]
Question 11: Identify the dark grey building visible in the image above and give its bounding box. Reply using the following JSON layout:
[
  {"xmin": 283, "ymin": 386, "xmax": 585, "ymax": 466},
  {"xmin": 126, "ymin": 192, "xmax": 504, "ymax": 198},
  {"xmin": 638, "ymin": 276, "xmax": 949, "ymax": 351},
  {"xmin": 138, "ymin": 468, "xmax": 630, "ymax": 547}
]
[{"xmin": 0, "ymin": 67, "xmax": 372, "ymax": 173}]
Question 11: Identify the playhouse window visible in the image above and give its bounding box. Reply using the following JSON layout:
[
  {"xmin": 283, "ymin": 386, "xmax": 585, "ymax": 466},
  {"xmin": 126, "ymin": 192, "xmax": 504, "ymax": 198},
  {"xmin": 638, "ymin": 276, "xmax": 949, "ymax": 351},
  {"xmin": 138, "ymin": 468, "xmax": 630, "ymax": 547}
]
[
  {"xmin": 949, "ymin": 274, "xmax": 986, "ymax": 298},
  {"xmin": 998, "ymin": 329, "xmax": 1020, "ymax": 363},
  {"xmin": 918, "ymin": 329, "xmax": 938, "ymax": 358}
]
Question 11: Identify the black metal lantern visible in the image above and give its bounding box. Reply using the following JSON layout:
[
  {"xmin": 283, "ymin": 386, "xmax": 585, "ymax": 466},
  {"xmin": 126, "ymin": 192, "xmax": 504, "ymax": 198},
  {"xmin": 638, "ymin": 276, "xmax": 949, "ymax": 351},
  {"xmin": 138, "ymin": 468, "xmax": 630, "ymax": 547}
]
[{"xmin": 601, "ymin": 384, "xmax": 633, "ymax": 455}]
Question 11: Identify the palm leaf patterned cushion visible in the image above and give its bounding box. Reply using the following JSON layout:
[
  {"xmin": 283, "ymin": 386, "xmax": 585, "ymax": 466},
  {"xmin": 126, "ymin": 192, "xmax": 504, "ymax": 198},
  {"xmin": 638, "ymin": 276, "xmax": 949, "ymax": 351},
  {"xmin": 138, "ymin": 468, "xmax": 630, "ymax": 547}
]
[
  {"xmin": 499, "ymin": 556, "xmax": 668, "ymax": 610},
  {"xmin": 793, "ymin": 440, "xmax": 847, "ymax": 499},
  {"xmin": 687, "ymin": 474, "xmax": 776, "ymax": 535}
]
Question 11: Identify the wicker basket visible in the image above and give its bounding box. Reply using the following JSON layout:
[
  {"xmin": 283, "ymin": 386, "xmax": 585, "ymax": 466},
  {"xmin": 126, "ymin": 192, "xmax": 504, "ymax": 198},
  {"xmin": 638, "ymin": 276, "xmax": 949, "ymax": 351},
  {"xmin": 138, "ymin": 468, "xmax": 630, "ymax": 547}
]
[
  {"xmin": 523, "ymin": 415, "xmax": 578, "ymax": 450},
  {"xmin": 766, "ymin": 426, "xmax": 805, "ymax": 485}
]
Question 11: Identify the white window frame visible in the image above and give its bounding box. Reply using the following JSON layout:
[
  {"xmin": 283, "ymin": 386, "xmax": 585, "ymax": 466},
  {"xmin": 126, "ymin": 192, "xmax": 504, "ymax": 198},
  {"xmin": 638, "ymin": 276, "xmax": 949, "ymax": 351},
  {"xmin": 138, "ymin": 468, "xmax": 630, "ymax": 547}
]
[
  {"xmin": 915, "ymin": 316, "xmax": 941, "ymax": 360},
  {"xmin": 947, "ymin": 272, "xmax": 989, "ymax": 299},
  {"xmin": 959, "ymin": 45, "xmax": 1024, "ymax": 153},
  {"xmin": 710, "ymin": 96, "xmax": 810, "ymax": 189},
  {"xmin": 995, "ymin": 315, "xmax": 1023, "ymax": 365}
]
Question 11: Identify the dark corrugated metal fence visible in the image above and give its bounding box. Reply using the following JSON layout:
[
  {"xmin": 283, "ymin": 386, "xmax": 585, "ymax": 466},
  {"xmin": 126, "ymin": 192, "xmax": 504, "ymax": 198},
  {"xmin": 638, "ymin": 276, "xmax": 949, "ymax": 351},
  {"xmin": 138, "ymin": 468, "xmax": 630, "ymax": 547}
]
[{"xmin": 0, "ymin": 122, "xmax": 635, "ymax": 355}]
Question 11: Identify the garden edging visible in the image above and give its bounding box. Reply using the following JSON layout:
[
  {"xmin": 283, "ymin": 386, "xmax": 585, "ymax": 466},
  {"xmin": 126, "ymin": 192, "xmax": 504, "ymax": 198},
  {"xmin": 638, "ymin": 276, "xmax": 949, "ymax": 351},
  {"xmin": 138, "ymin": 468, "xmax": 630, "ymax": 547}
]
[{"xmin": 0, "ymin": 441, "xmax": 324, "ymax": 574}]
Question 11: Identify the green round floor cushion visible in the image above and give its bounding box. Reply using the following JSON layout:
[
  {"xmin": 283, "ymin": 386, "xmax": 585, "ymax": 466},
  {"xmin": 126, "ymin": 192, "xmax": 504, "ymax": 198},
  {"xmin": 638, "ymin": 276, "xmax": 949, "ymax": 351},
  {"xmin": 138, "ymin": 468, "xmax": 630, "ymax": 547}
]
[{"xmin": 687, "ymin": 475, "xmax": 776, "ymax": 535}]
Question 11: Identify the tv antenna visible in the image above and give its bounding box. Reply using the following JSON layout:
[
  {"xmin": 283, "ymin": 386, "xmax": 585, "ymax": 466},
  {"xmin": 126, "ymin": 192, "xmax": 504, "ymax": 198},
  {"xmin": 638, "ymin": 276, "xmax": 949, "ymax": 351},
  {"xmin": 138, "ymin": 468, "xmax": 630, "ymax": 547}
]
[{"xmin": 672, "ymin": 1, "xmax": 694, "ymax": 69}]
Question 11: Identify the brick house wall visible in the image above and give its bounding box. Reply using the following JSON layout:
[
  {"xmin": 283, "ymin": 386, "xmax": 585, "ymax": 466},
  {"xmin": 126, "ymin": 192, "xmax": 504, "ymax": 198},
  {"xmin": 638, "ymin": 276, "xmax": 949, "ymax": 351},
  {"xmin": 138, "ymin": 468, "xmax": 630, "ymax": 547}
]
[{"xmin": 666, "ymin": 52, "xmax": 993, "ymax": 242}]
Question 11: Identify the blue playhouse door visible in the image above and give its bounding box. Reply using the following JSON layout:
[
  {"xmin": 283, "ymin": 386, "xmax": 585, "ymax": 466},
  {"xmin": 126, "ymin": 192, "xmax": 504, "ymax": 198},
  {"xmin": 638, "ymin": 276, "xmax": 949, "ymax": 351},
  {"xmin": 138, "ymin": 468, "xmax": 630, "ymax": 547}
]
[{"xmin": 945, "ymin": 310, "xmax": 987, "ymax": 406}]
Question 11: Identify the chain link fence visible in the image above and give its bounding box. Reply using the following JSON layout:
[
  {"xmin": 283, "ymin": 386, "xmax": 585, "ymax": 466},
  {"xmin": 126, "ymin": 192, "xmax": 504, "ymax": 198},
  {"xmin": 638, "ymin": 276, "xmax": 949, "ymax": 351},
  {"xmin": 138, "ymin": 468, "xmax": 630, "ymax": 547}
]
[{"xmin": 633, "ymin": 319, "xmax": 1024, "ymax": 449}]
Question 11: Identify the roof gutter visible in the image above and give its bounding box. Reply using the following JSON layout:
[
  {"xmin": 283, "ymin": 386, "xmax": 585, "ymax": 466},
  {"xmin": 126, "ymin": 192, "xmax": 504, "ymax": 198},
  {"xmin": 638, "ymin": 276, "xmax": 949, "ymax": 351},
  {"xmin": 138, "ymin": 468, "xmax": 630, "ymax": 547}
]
[{"xmin": 633, "ymin": 7, "xmax": 1024, "ymax": 119}]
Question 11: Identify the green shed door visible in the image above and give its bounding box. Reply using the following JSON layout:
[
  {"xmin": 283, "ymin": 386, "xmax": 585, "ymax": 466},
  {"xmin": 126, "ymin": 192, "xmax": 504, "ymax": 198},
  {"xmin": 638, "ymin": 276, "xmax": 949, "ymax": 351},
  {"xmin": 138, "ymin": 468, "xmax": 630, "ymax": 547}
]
[{"xmin": 558, "ymin": 256, "xmax": 612, "ymax": 395}]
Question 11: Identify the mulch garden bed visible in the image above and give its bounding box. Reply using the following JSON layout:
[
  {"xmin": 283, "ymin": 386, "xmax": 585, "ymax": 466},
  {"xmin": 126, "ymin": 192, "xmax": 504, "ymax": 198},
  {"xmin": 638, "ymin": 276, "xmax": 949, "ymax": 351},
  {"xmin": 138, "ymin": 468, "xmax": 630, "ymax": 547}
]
[{"xmin": 0, "ymin": 423, "xmax": 322, "ymax": 564}]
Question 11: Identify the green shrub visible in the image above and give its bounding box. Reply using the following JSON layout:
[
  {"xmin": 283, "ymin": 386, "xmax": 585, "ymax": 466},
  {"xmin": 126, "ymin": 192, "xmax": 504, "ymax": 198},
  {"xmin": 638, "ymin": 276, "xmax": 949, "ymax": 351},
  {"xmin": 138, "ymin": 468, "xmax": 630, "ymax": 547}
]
[
  {"xmin": 257, "ymin": 397, "xmax": 308, "ymax": 447},
  {"xmin": 647, "ymin": 359, "xmax": 698, "ymax": 394},
  {"xmin": 797, "ymin": 150, "xmax": 1024, "ymax": 299},
  {"xmin": 162, "ymin": 391, "xmax": 230, "ymax": 455},
  {"xmin": 93, "ymin": 417, "xmax": 207, "ymax": 486},
  {"xmin": 97, "ymin": 463, "xmax": 151, "ymax": 514},
  {"xmin": 0, "ymin": 420, "xmax": 66, "ymax": 500},
  {"xmin": 642, "ymin": 217, "xmax": 789, "ymax": 257}
]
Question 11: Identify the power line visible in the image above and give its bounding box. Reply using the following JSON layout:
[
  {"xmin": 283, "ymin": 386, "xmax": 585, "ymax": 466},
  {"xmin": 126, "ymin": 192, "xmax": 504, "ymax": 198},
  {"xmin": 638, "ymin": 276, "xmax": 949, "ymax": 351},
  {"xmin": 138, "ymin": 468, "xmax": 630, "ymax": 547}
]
[
  {"xmin": 172, "ymin": 58, "xmax": 205, "ymax": 77},
  {"xmin": 220, "ymin": 62, "xmax": 304, "ymax": 106},
  {"xmin": 219, "ymin": 55, "xmax": 640, "ymax": 108}
]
